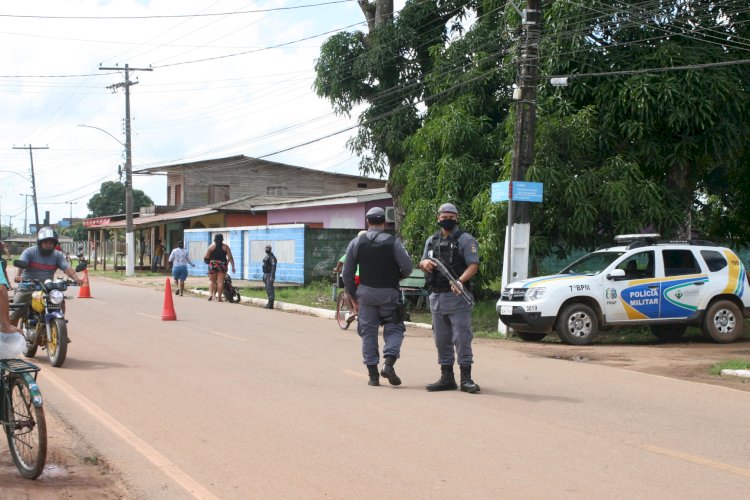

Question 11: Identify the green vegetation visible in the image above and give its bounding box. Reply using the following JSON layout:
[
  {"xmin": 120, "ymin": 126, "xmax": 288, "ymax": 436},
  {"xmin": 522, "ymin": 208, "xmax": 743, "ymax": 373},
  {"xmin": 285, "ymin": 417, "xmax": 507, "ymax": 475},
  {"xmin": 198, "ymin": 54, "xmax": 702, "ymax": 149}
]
[
  {"xmin": 316, "ymin": 1, "xmax": 750, "ymax": 287},
  {"xmin": 710, "ymin": 359, "xmax": 750, "ymax": 376}
]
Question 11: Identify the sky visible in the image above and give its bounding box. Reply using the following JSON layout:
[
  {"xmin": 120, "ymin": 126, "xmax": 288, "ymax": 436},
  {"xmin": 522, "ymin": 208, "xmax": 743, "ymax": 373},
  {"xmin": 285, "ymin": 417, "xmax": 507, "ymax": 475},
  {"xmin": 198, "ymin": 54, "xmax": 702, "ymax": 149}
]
[{"xmin": 0, "ymin": 0, "xmax": 395, "ymax": 233}]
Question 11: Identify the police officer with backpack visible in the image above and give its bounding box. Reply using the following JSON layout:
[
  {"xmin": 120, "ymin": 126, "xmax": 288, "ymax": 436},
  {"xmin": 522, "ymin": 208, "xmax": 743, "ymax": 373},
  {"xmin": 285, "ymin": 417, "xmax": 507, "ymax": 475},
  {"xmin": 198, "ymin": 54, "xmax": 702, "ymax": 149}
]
[
  {"xmin": 343, "ymin": 207, "xmax": 413, "ymax": 387},
  {"xmin": 419, "ymin": 203, "xmax": 480, "ymax": 393}
]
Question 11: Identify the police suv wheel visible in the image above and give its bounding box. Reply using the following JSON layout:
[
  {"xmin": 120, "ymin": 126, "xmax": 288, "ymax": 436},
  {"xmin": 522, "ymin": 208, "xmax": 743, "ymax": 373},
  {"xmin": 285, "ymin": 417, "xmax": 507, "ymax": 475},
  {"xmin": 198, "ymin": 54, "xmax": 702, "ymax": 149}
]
[
  {"xmin": 556, "ymin": 304, "xmax": 598, "ymax": 345},
  {"xmin": 703, "ymin": 300, "xmax": 743, "ymax": 343}
]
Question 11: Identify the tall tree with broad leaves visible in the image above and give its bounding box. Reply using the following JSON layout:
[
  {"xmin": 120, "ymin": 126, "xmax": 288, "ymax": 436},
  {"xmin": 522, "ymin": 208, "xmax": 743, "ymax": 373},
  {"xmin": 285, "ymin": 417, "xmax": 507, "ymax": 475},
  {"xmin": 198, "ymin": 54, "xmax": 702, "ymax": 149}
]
[
  {"xmin": 538, "ymin": 0, "xmax": 750, "ymax": 243},
  {"xmin": 87, "ymin": 181, "xmax": 154, "ymax": 218},
  {"xmin": 314, "ymin": 0, "xmax": 474, "ymax": 231}
]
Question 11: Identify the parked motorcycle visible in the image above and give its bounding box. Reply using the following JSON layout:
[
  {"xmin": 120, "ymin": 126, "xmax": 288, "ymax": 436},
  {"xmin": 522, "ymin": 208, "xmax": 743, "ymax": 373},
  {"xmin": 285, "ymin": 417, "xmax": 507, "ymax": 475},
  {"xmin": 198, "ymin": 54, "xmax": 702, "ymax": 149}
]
[{"xmin": 11, "ymin": 260, "xmax": 87, "ymax": 368}]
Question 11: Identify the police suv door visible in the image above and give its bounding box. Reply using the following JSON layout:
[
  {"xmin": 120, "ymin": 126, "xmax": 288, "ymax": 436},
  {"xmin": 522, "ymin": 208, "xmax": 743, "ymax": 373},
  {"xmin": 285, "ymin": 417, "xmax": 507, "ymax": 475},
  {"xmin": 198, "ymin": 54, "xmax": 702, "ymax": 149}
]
[
  {"xmin": 603, "ymin": 251, "xmax": 658, "ymax": 323},
  {"xmin": 657, "ymin": 248, "xmax": 710, "ymax": 319}
]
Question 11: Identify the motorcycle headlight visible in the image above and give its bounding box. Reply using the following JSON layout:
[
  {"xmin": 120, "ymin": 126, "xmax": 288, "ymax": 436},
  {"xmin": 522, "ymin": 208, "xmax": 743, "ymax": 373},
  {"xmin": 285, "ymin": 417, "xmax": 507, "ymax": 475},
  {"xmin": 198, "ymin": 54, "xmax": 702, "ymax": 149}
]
[
  {"xmin": 524, "ymin": 287, "xmax": 546, "ymax": 301},
  {"xmin": 49, "ymin": 289, "xmax": 65, "ymax": 305}
]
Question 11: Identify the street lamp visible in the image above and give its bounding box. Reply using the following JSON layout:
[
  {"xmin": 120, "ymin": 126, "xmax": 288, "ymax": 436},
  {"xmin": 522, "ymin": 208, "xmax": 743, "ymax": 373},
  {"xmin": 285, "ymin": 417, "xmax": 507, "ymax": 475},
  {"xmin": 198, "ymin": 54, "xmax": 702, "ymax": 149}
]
[
  {"xmin": 19, "ymin": 193, "xmax": 32, "ymax": 235},
  {"xmin": 78, "ymin": 123, "xmax": 135, "ymax": 276}
]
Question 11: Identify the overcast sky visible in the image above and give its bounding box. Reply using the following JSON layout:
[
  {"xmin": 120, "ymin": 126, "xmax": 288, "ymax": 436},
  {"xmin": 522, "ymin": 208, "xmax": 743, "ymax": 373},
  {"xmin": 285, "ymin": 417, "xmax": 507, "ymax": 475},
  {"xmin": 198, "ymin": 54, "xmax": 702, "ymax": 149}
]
[{"xmin": 0, "ymin": 0, "xmax": 394, "ymax": 233}]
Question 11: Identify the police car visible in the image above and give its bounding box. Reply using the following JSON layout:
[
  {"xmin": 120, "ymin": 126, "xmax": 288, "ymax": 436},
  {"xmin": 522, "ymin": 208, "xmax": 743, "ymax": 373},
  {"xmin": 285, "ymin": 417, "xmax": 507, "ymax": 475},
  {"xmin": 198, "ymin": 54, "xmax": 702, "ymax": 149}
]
[{"xmin": 496, "ymin": 234, "xmax": 750, "ymax": 345}]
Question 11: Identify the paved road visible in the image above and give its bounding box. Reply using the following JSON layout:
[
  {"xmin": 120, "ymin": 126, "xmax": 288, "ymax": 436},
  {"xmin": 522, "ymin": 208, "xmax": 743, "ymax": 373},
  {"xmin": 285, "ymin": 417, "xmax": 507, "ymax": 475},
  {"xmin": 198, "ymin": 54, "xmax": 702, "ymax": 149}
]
[{"xmin": 33, "ymin": 280, "xmax": 750, "ymax": 499}]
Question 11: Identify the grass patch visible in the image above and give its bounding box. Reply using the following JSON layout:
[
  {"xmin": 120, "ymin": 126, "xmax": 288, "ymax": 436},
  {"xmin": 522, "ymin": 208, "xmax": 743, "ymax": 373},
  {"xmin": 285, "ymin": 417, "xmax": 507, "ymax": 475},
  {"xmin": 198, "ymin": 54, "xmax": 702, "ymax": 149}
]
[
  {"xmin": 238, "ymin": 280, "xmax": 335, "ymax": 309},
  {"xmin": 710, "ymin": 359, "xmax": 750, "ymax": 375},
  {"xmin": 82, "ymin": 455, "xmax": 99, "ymax": 465}
]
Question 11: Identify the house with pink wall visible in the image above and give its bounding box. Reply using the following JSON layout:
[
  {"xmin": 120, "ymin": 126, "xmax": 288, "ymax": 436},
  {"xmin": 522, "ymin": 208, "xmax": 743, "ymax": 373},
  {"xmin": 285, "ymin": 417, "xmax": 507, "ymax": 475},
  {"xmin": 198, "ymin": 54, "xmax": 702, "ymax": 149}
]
[{"xmin": 251, "ymin": 188, "xmax": 394, "ymax": 230}]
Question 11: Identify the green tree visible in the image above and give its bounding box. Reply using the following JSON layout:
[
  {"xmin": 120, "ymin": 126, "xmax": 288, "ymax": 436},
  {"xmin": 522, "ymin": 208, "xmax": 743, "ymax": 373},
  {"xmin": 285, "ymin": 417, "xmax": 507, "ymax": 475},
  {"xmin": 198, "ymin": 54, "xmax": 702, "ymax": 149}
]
[
  {"xmin": 315, "ymin": 0, "xmax": 474, "ymax": 229},
  {"xmin": 538, "ymin": 0, "xmax": 750, "ymax": 242},
  {"xmin": 319, "ymin": 0, "xmax": 750, "ymax": 286},
  {"xmin": 0, "ymin": 225, "xmax": 18, "ymax": 240},
  {"xmin": 87, "ymin": 181, "xmax": 154, "ymax": 218},
  {"xmin": 60, "ymin": 222, "xmax": 87, "ymax": 241}
]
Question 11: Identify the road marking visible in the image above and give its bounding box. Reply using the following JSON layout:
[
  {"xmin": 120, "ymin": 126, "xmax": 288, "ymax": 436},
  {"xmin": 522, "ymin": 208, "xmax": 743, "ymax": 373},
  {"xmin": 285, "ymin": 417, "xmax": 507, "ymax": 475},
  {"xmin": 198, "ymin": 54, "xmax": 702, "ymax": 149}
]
[
  {"xmin": 641, "ymin": 444, "xmax": 750, "ymax": 478},
  {"xmin": 43, "ymin": 371, "xmax": 219, "ymax": 500},
  {"xmin": 209, "ymin": 330, "xmax": 248, "ymax": 342}
]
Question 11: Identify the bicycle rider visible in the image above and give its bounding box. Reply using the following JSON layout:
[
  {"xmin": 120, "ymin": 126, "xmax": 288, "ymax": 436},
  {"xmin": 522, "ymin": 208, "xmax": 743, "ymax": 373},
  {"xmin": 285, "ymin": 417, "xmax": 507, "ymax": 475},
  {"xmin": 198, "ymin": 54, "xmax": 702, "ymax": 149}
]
[{"xmin": 333, "ymin": 230, "xmax": 366, "ymax": 323}]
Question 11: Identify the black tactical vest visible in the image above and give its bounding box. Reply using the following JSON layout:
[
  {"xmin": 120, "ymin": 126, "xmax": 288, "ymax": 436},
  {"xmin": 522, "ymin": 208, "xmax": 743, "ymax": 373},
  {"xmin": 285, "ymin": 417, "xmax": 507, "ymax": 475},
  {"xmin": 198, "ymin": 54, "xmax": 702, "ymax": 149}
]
[
  {"xmin": 425, "ymin": 230, "xmax": 469, "ymax": 292},
  {"xmin": 357, "ymin": 233, "xmax": 401, "ymax": 289},
  {"xmin": 262, "ymin": 253, "xmax": 275, "ymax": 273}
]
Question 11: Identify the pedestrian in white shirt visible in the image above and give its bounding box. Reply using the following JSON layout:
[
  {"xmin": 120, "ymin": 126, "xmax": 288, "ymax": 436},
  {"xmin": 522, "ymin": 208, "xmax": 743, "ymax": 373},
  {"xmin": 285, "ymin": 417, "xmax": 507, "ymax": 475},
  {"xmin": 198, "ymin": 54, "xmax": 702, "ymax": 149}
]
[{"xmin": 168, "ymin": 241, "xmax": 195, "ymax": 296}]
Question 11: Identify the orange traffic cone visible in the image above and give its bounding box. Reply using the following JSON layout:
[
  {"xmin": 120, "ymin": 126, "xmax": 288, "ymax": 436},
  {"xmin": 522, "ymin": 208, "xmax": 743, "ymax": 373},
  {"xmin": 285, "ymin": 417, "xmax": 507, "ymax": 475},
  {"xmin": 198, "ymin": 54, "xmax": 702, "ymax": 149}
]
[
  {"xmin": 78, "ymin": 269, "xmax": 92, "ymax": 298},
  {"xmin": 162, "ymin": 279, "xmax": 177, "ymax": 321}
]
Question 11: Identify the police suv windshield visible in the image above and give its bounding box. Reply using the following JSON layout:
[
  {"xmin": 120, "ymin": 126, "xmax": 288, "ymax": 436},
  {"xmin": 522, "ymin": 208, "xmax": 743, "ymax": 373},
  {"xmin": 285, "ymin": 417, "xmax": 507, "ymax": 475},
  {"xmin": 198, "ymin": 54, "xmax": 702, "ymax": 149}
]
[{"xmin": 560, "ymin": 251, "xmax": 625, "ymax": 276}]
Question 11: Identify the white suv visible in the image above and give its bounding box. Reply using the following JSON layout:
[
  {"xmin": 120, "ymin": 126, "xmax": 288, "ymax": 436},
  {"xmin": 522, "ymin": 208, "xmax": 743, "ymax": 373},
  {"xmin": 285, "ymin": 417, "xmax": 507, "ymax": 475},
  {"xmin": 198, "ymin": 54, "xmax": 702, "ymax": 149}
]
[{"xmin": 496, "ymin": 235, "xmax": 750, "ymax": 345}]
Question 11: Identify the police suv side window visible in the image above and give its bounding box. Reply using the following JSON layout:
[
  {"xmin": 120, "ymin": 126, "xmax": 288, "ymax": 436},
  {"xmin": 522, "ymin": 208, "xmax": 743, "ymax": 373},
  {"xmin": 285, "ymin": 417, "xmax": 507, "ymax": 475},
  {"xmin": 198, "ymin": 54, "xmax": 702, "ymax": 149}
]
[
  {"xmin": 700, "ymin": 250, "xmax": 727, "ymax": 272},
  {"xmin": 617, "ymin": 251, "xmax": 654, "ymax": 279},
  {"xmin": 662, "ymin": 249, "xmax": 700, "ymax": 277}
]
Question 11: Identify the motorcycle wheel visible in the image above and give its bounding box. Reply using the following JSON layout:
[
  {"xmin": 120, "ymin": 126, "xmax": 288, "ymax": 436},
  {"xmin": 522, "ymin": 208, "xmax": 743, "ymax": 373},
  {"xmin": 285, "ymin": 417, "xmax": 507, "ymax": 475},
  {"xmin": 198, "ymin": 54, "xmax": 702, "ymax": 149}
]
[
  {"xmin": 4, "ymin": 373, "xmax": 47, "ymax": 479},
  {"xmin": 19, "ymin": 316, "xmax": 38, "ymax": 358},
  {"xmin": 47, "ymin": 318, "xmax": 68, "ymax": 368}
]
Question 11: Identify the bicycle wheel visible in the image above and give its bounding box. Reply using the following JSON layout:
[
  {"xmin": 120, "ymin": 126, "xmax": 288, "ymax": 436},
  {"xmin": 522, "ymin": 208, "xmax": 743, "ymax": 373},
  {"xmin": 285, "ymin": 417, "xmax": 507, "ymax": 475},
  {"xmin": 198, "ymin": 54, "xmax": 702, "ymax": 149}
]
[
  {"xmin": 4, "ymin": 373, "xmax": 47, "ymax": 479},
  {"xmin": 336, "ymin": 292, "xmax": 353, "ymax": 330}
]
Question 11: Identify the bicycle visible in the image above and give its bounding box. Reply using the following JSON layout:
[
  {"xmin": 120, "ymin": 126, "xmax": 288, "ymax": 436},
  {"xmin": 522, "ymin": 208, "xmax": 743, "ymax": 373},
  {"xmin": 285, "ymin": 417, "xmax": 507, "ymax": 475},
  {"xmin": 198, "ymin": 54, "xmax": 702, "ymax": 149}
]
[
  {"xmin": 332, "ymin": 271, "xmax": 358, "ymax": 330},
  {"xmin": 0, "ymin": 357, "xmax": 47, "ymax": 479},
  {"xmin": 335, "ymin": 289, "xmax": 358, "ymax": 330}
]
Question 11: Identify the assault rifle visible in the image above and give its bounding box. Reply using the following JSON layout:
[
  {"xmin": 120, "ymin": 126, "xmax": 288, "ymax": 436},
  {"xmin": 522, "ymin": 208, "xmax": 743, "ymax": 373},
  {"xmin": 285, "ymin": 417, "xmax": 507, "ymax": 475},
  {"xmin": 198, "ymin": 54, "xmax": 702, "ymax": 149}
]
[{"xmin": 429, "ymin": 258, "xmax": 475, "ymax": 306}]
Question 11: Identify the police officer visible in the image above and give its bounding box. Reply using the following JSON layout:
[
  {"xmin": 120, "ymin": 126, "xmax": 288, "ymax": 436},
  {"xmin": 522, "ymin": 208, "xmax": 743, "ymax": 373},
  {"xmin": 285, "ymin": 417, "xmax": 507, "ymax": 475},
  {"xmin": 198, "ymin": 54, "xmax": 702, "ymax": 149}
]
[
  {"xmin": 343, "ymin": 207, "xmax": 413, "ymax": 386},
  {"xmin": 262, "ymin": 244, "xmax": 277, "ymax": 309},
  {"xmin": 419, "ymin": 203, "xmax": 480, "ymax": 393}
]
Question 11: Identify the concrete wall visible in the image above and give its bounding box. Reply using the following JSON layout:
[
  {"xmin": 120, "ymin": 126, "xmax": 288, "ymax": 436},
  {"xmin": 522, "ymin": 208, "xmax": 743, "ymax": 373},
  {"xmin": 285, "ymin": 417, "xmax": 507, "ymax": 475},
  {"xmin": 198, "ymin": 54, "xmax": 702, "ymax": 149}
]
[{"xmin": 184, "ymin": 225, "xmax": 362, "ymax": 285}]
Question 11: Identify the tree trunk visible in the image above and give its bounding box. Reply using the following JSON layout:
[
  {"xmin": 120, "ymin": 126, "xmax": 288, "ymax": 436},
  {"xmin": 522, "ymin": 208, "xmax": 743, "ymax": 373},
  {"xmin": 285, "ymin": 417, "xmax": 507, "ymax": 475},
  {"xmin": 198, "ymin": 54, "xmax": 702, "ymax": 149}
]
[
  {"xmin": 666, "ymin": 161, "xmax": 692, "ymax": 239},
  {"xmin": 358, "ymin": 0, "xmax": 393, "ymax": 31}
]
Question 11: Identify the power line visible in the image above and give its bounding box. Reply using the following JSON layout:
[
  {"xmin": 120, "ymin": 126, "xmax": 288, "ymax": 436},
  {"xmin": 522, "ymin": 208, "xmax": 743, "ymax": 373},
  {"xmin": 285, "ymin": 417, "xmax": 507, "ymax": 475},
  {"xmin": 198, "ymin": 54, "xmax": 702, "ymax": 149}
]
[{"xmin": 0, "ymin": 1, "xmax": 353, "ymax": 20}]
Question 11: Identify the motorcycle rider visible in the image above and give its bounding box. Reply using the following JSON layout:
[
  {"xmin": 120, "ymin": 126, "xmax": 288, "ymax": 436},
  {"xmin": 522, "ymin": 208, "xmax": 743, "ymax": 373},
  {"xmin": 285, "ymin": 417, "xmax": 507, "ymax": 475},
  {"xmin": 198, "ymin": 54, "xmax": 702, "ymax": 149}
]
[{"xmin": 10, "ymin": 227, "xmax": 84, "ymax": 329}]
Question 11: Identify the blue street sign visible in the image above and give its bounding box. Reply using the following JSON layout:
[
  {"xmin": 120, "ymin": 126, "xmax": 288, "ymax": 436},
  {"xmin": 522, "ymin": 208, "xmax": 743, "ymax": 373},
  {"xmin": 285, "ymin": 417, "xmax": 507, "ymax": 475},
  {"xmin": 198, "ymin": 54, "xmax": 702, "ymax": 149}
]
[
  {"xmin": 491, "ymin": 181, "xmax": 543, "ymax": 203},
  {"xmin": 491, "ymin": 181, "xmax": 511, "ymax": 202}
]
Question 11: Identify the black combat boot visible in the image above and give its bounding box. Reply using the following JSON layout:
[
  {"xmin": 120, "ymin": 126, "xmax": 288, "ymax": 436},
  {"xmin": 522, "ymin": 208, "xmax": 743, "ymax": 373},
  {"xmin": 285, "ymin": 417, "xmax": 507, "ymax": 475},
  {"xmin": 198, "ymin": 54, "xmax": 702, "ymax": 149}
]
[
  {"xmin": 367, "ymin": 365, "xmax": 380, "ymax": 386},
  {"xmin": 380, "ymin": 355, "xmax": 401, "ymax": 386},
  {"xmin": 460, "ymin": 365, "xmax": 480, "ymax": 393},
  {"xmin": 426, "ymin": 365, "xmax": 457, "ymax": 391},
  {"xmin": 263, "ymin": 299, "xmax": 274, "ymax": 309}
]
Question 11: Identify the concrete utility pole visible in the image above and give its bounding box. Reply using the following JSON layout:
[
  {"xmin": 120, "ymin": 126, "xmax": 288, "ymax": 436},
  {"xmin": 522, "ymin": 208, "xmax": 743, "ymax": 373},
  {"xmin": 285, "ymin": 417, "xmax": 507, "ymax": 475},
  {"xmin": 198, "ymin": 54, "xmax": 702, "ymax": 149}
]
[
  {"xmin": 12, "ymin": 144, "xmax": 47, "ymax": 232},
  {"xmin": 503, "ymin": 0, "xmax": 542, "ymax": 290},
  {"xmin": 99, "ymin": 64, "xmax": 153, "ymax": 277}
]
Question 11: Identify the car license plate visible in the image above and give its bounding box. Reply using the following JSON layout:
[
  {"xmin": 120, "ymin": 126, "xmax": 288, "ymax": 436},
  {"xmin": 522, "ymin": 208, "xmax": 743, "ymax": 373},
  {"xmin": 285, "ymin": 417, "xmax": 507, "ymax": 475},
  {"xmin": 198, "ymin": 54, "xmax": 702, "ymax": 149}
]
[{"xmin": 500, "ymin": 306, "xmax": 513, "ymax": 316}]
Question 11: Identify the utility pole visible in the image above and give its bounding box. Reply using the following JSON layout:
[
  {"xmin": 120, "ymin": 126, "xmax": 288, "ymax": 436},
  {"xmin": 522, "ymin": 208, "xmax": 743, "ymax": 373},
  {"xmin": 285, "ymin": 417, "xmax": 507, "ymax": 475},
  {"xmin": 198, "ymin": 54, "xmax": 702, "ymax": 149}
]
[
  {"xmin": 13, "ymin": 144, "xmax": 47, "ymax": 231},
  {"xmin": 99, "ymin": 64, "xmax": 153, "ymax": 277},
  {"xmin": 65, "ymin": 200, "xmax": 77, "ymax": 227},
  {"xmin": 503, "ymin": 0, "xmax": 542, "ymax": 289}
]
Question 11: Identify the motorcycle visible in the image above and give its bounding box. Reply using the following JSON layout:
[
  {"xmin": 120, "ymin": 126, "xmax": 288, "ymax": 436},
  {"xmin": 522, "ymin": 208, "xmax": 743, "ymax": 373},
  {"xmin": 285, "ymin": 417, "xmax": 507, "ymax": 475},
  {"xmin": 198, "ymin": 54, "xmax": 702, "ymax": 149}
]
[{"xmin": 11, "ymin": 260, "xmax": 87, "ymax": 368}]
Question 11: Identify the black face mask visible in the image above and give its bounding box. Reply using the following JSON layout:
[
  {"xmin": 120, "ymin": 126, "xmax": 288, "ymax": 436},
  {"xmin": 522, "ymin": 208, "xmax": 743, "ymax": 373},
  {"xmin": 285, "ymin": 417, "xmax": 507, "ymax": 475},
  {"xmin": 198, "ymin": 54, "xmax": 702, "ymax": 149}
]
[
  {"xmin": 265, "ymin": 250, "xmax": 271, "ymax": 254},
  {"xmin": 437, "ymin": 219, "xmax": 457, "ymax": 231}
]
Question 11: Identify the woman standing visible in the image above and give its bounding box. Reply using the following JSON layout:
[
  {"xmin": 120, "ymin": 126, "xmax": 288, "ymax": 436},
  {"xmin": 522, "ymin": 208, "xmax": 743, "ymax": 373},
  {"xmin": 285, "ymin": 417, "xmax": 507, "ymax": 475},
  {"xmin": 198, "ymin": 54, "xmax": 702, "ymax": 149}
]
[{"xmin": 204, "ymin": 234, "xmax": 235, "ymax": 302}]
